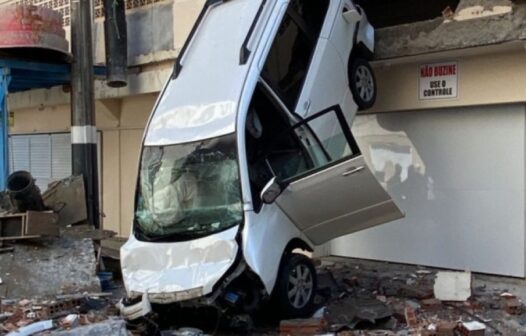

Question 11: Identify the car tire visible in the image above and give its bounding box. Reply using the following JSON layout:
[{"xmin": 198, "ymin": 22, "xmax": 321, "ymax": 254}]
[
  {"xmin": 273, "ymin": 253, "xmax": 317, "ymax": 318},
  {"xmin": 349, "ymin": 57, "xmax": 377, "ymax": 110}
]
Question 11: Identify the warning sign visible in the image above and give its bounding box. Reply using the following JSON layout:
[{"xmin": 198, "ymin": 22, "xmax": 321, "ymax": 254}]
[{"xmin": 419, "ymin": 62, "xmax": 458, "ymax": 100}]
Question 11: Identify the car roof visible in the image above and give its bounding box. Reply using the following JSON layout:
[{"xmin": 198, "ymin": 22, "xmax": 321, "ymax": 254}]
[{"xmin": 144, "ymin": 0, "xmax": 266, "ymax": 146}]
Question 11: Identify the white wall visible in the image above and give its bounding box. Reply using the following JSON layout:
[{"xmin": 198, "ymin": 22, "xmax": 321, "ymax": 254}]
[{"xmin": 332, "ymin": 104, "xmax": 526, "ymax": 277}]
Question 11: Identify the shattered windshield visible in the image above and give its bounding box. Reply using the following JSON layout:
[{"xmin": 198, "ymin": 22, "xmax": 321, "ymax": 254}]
[{"xmin": 134, "ymin": 134, "xmax": 242, "ymax": 242}]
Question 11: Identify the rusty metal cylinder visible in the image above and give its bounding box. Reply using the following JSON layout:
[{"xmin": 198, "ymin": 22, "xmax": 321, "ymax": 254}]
[
  {"xmin": 103, "ymin": 0, "xmax": 128, "ymax": 88},
  {"xmin": 7, "ymin": 171, "xmax": 46, "ymax": 212}
]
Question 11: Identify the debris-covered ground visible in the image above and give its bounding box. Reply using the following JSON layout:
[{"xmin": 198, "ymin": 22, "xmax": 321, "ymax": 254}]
[
  {"xmin": 2, "ymin": 244, "xmax": 526, "ymax": 336},
  {"xmin": 0, "ymin": 232, "xmax": 127, "ymax": 336},
  {"xmin": 273, "ymin": 257, "xmax": 526, "ymax": 336}
]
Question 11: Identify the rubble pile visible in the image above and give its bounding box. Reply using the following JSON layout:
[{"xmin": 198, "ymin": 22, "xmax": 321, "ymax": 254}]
[
  {"xmin": 0, "ymin": 173, "xmax": 125, "ymax": 335},
  {"xmin": 0, "ymin": 294, "xmax": 125, "ymax": 335},
  {"xmin": 279, "ymin": 259, "xmax": 526, "ymax": 336}
]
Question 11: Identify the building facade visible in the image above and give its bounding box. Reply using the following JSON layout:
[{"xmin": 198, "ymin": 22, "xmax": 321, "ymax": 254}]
[{"xmin": 4, "ymin": 0, "xmax": 526, "ymax": 277}]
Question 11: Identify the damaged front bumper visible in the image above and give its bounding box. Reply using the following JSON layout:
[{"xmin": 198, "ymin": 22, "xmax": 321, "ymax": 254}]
[
  {"xmin": 119, "ymin": 261, "xmax": 248, "ymax": 321},
  {"xmin": 118, "ymin": 293, "xmax": 153, "ymax": 321},
  {"xmin": 119, "ymin": 226, "xmax": 240, "ymax": 315},
  {"xmin": 118, "ymin": 287, "xmax": 204, "ymax": 320}
]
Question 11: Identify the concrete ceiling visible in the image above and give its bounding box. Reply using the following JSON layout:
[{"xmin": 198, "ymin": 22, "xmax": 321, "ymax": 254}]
[{"xmin": 356, "ymin": 0, "xmax": 461, "ymax": 28}]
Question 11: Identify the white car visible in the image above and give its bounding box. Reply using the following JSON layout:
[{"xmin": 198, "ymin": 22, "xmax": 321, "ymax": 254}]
[{"xmin": 120, "ymin": 0, "xmax": 403, "ymax": 320}]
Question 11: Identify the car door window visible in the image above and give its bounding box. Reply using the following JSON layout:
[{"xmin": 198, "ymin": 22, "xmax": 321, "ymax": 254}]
[
  {"xmin": 261, "ymin": 0, "xmax": 330, "ymax": 111},
  {"xmin": 266, "ymin": 106, "xmax": 360, "ymax": 183}
]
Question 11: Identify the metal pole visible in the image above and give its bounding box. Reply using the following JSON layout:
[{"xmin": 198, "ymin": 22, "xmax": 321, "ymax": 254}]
[
  {"xmin": 0, "ymin": 68, "xmax": 10, "ymax": 192},
  {"xmin": 70, "ymin": 0, "xmax": 100, "ymax": 228}
]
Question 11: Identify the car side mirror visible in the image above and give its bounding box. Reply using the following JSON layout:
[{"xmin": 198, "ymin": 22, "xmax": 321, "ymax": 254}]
[
  {"xmin": 260, "ymin": 177, "xmax": 283, "ymax": 204},
  {"xmin": 343, "ymin": 8, "xmax": 361, "ymax": 23}
]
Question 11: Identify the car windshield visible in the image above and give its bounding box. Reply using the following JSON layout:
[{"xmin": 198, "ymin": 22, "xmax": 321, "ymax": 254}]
[{"xmin": 134, "ymin": 134, "xmax": 242, "ymax": 241}]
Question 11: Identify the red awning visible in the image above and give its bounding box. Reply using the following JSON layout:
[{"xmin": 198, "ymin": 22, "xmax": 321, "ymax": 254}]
[{"xmin": 0, "ymin": 5, "xmax": 70, "ymax": 60}]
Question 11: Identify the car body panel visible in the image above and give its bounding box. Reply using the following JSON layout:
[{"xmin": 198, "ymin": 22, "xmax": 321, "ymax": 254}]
[
  {"xmin": 295, "ymin": 38, "xmax": 347, "ymax": 117},
  {"xmin": 276, "ymin": 154, "xmax": 404, "ymax": 245},
  {"xmin": 241, "ymin": 203, "xmax": 310, "ymax": 294},
  {"xmin": 329, "ymin": 1, "xmax": 375, "ymax": 58},
  {"xmin": 143, "ymin": 0, "xmax": 262, "ymax": 146},
  {"xmin": 120, "ymin": 226, "xmax": 239, "ymax": 302},
  {"xmin": 356, "ymin": 8, "xmax": 375, "ymax": 53}
]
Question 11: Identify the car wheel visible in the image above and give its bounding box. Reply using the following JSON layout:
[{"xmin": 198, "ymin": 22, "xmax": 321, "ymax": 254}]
[
  {"xmin": 273, "ymin": 253, "xmax": 317, "ymax": 318},
  {"xmin": 349, "ymin": 57, "xmax": 377, "ymax": 110}
]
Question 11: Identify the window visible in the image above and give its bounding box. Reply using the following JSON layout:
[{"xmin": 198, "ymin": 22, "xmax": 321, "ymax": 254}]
[
  {"xmin": 266, "ymin": 107, "xmax": 360, "ymax": 183},
  {"xmin": 261, "ymin": 0, "xmax": 330, "ymax": 111},
  {"xmin": 245, "ymin": 82, "xmax": 360, "ymax": 211}
]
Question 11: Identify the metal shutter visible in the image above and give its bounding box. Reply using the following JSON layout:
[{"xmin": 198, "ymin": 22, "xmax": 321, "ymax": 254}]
[
  {"xmin": 8, "ymin": 133, "xmax": 73, "ymax": 192},
  {"xmin": 51, "ymin": 133, "xmax": 72, "ymax": 180},
  {"xmin": 9, "ymin": 136, "xmax": 30, "ymax": 173},
  {"xmin": 9, "ymin": 132, "xmax": 99, "ymax": 193},
  {"xmin": 29, "ymin": 134, "xmax": 52, "ymax": 191}
]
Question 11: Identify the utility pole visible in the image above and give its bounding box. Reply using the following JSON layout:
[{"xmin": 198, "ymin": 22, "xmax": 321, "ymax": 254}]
[{"xmin": 70, "ymin": 0, "xmax": 100, "ymax": 228}]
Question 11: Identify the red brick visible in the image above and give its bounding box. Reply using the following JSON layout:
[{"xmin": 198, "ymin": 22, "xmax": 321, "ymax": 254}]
[
  {"xmin": 404, "ymin": 306, "xmax": 419, "ymax": 328},
  {"xmin": 436, "ymin": 321, "xmax": 458, "ymax": 336},
  {"xmin": 458, "ymin": 321, "xmax": 485, "ymax": 336},
  {"xmin": 421, "ymin": 298, "xmax": 442, "ymax": 309},
  {"xmin": 504, "ymin": 297, "xmax": 522, "ymax": 315},
  {"xmin": 279, "ymin": 318, "xmax": 327, "ymax": 336}
]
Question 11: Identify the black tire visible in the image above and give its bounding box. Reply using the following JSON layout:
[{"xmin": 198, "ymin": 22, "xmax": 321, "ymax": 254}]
[
  {"xmin": 272, "ymin": 253, "xmax": 317, "ymax": 318},
  {"xmin": 349, "ymin": 57, "xmax": 377, "ymax": 110}
]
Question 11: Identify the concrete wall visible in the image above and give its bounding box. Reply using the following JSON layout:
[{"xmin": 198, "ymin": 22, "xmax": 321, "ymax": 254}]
[
  {"xmin": 330, "ymin": 46, "xmax": 526, "ymax": 277},
  {"xmin": 92, "ymin": 0, "xmax": 205, "ymax": 66},
  {"xmin": 369, "ymin": 49, "xmax": 526, "ymax": 114},
  {"xmin": 101, "ymin": 95, "xmax": 155, "ymax": 236},
  {"xmin": 333, "ymin": 104, "xmax": 526, "ymax": 277}
]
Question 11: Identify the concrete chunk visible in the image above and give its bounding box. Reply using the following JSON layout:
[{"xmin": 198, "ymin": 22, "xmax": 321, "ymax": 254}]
[
  {"xmin": 433, "ymin": 271, "xmax": 471, "ymax": 301},
  {"xmin": 51, "ymin": 318, "xmax": 128, "ymax": 336},
  {"xmin": 6, "ymin": 320, "xmax": 53, "ymax": 336}
]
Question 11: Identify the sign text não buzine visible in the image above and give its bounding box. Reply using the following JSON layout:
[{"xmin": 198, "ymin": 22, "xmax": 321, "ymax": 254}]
[{"xmin": 419, "ymin": 62, "xmax": 458, "ymax": 100}]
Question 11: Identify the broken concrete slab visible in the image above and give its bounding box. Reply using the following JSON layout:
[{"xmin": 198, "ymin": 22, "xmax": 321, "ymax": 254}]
[
  {"xmin": 5, "ymin": 319, "xmax": 53, "ymax": 336},
  {"xmin": 161, "ymin": 327, "xmax": 206, "ymax": 336},
  {"xmin": 374, "ymin": 1, "xmax": 526, "ymax": 60},
  {"xmin": 454, "ymin": 0, "xmax": 513, "ymax": 21},
  {"xmin": 60, "ymin": 225, "xmax": 116, "ymax": 241},
  {"xmin": 0, "ymin": 237, "xmax": 100, "ymax": 299},
  {"xmin": 43, "ymin": 175, "xmax": 87, "ymax": 227},
  {"xmin": 433, "ymin": 271, "xmax": 472, "ymax": 301},
  {"xmin": 327, "ymin": 296, "xmax": 393, "ymax": 329},
  {"xmin": 51, "ymin": 318, "xmax": 128, "ymax": 336}
]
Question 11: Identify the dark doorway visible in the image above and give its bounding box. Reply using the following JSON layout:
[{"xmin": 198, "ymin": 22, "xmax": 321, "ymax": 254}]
[{"xmin": 355, "ymin": 0, "xmax": 460, "ymax": 28}]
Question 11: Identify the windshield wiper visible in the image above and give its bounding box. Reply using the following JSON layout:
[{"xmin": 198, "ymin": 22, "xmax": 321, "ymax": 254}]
[
  {"xmin": 134, "ymin": 220, "xmax": 211, "ymax": 242},
  {"xmin": 133, "ymin": 221, "xmax": 180, "ymax": 242}
]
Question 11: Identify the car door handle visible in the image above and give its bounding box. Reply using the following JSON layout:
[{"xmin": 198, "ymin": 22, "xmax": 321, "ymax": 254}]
[{"xmin": 343, "ymin": 166, "xmax": 365, "ymax": 176}]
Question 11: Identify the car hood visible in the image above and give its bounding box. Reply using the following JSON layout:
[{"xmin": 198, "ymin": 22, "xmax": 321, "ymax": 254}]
[
  {"xmin": 120, "ymin": 226, "xmax": 239, "ymax": 302},
  {"xmin": 144, "ymin": 0, "xmax": 262, "ymax": 146}
]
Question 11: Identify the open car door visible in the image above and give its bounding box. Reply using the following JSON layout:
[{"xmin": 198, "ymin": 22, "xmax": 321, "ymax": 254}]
[{"xmin": 265, "ymin": 105, "xmax": 404, "ymax": 245}]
